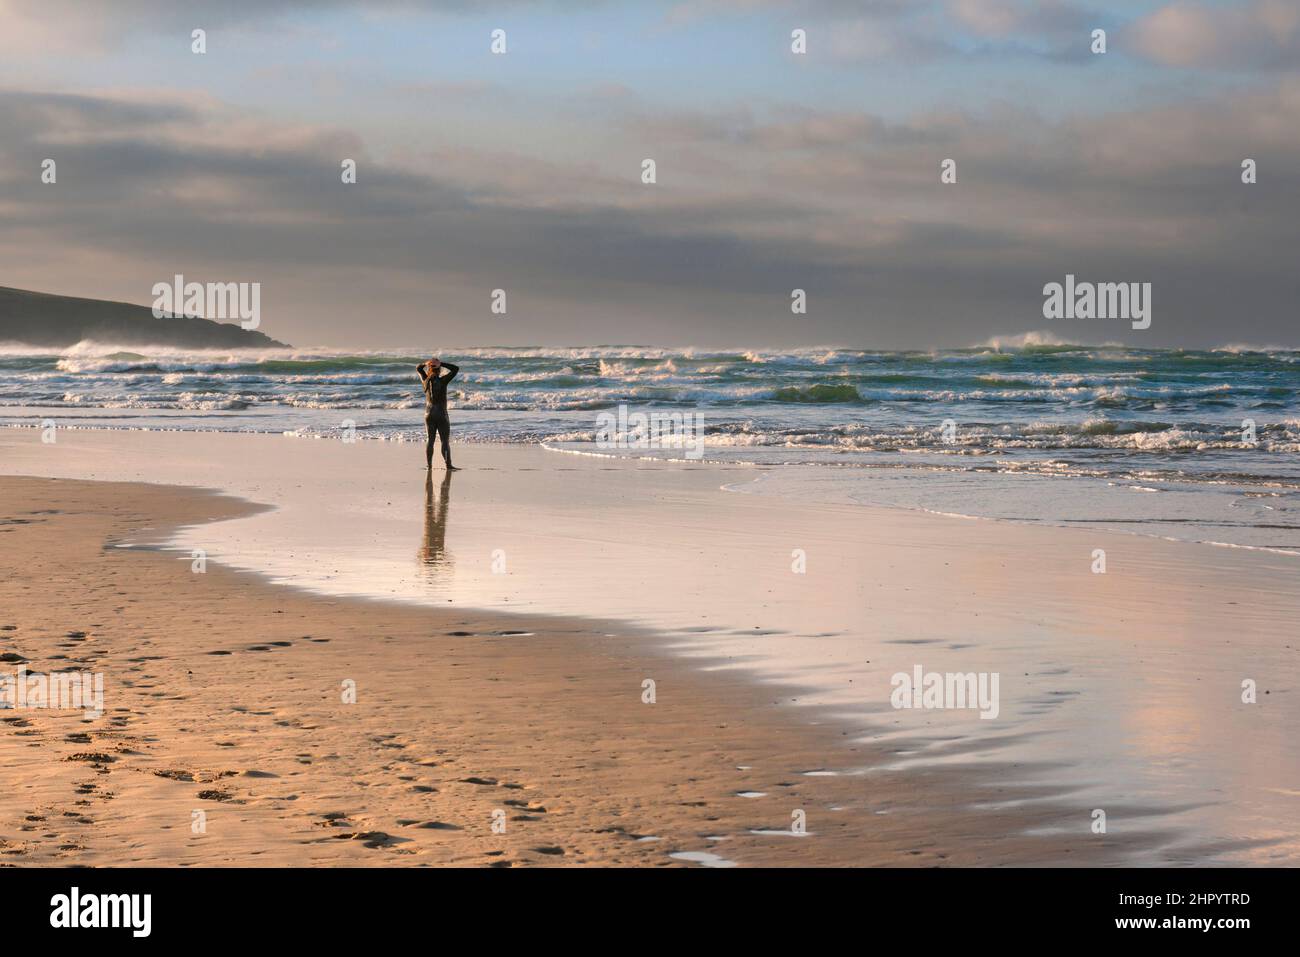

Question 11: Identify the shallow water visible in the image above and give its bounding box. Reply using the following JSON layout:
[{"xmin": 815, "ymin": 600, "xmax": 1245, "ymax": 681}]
[{"xmin": 5, "ymin": 342, "xmax": 1298, "ymax": 553}]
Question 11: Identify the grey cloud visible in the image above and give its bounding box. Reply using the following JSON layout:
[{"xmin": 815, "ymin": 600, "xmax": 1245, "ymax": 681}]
[{"xmin": 1, "ymin": 79, "xmax": 1298, "ymax": 349}]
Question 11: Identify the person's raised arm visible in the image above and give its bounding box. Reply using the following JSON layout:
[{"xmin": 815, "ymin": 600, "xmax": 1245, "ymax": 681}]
[
  {"xmin": 417, "ymin": 363, "xmax": 430, "ymax": 382},
  {"xmin": 441, "ymin": 361, "xmax": 460, "ymax": 384}
]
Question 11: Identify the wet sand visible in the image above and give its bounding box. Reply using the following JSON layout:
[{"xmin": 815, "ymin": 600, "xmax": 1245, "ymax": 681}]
[
  {"xmin": 1, "ymin": 473, "xmax": 1171, "ymax": 867},
  {"xmin": 1, "ymin": 426, "xmax": 1297, "ymax": 865}
]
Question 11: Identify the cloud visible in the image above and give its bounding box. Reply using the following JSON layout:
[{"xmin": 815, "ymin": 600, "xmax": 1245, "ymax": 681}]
[
  {"xmin": 1127, "ymin": 0, "xmax": 1300, "ymax": 70},
  {"xmin": 2, "ymin": 65, "xmax": 1299, "ymax": 349},
  {"xmin": 780, "ymin": 0, "xmax": 1109, "ymax": 64},
  {"xmin": 949, "ymin": 0, "xmax": 1094, "ymax": 40},
  {"xmin": 0, "ymin": 1, "xmax": 594, "ymax": 52}
]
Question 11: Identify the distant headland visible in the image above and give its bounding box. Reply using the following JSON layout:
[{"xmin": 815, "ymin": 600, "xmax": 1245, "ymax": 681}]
[{"xmin": 0, "ymin": 285, "xmax": 289, "ymax": 349}]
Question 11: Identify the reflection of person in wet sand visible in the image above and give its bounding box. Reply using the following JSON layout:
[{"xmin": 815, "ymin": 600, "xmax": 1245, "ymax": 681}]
[{"xmin": 419, "ymin": 470, "xmax": 453, "ymax": 567}]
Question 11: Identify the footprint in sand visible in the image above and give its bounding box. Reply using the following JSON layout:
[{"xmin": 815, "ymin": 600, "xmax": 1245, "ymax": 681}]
[
  {"xmin": 335, "ymin": 831, "xmax": 408, "ymax": 849},
  {"xmin": 460, "ymin": 776, "xmax": 501, "ymax": 787},
  {"xmin": 153, "ymin": 769, "xmax": 195, "ymax": 782},
  {"xmin": 65, "ymin": 752, "xmax": 116, "ymax": 765},
  {"xmin": 503, "ymin": 799, "xmax": 547, "ymax": 813}
]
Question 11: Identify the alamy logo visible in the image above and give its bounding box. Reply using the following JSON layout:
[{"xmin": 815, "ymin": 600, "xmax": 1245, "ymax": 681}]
[
  {"xmin": 1, "ymin": 666, "xmax": 103, "ymax": 718},
  {"xmin": 595, "ymin": 404, "xmax": 705, "ymax": 460},
  {"xmin": 151, "ymin": 274, "xmax": 261, "ymax": 330},
  {"xmin": 1042, "ymin": 274, "xmax": 1150, "ymax": 330},
  {"xmin": 49, "ymin": 887, "xmax": 151, "ymax": 937},
  {"xmin": 890, "ymin": 665, "xmax": 1000, "ymax": 720}
]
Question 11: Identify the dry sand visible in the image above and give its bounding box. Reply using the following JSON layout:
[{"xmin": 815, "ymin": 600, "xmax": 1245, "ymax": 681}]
[{"xmin": 0, "ymin": 473, "xmax": 1163, "ymax": 867}]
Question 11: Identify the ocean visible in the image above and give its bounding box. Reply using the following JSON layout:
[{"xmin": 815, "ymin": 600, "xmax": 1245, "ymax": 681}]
[{"xmin": 3, "ymin": 340, "xmax": 1299, "ymax": 553}]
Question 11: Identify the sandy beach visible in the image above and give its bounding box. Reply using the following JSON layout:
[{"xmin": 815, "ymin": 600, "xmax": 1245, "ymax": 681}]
[
  {"xmin": 0, "ymin": 473, "xmax": 1117, "ymax": 867},
  {"xmin": 1, "ymin": 428, "xmax": 1296, "ymax": 866}
]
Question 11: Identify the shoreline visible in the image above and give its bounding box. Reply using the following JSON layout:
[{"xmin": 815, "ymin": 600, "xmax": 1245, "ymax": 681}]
[
  {"xmin": 7, "ymin": 419, "xmax": 1300, "ymax": 558},
  {"xmin": 0, "ymin": 474, "xmax": 1164, "ymax": 866}
]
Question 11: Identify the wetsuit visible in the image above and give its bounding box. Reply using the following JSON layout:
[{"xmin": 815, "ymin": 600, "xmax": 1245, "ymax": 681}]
[{"xmin": 417, "ymin": 361, "xmax": 459, "ymax": 469}]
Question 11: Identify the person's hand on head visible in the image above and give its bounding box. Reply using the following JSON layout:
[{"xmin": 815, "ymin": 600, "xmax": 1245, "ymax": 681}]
[{"xmin": 428, "ymin": 358, "xmax": 441, "ymax": 373}]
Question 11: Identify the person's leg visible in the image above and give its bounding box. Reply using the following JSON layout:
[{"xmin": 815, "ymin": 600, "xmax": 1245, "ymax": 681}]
[
  {"xmin": 424, "ymin": 414, "xmax": 436, "ymax": 470},
  {"xmin": 435, "ymin": 414, "xmax": 453, "ymax": 468}
]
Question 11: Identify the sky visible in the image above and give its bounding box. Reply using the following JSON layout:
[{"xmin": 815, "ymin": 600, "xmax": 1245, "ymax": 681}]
[{"xmin": 0, "ymin": 0, "xmax": 1297, "ymax": 350}]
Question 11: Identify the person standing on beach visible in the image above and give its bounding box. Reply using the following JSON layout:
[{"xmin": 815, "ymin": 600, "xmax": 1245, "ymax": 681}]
[{"xmin": 417, "ymin": 357, "xmax": 460, "ymax": 470}]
